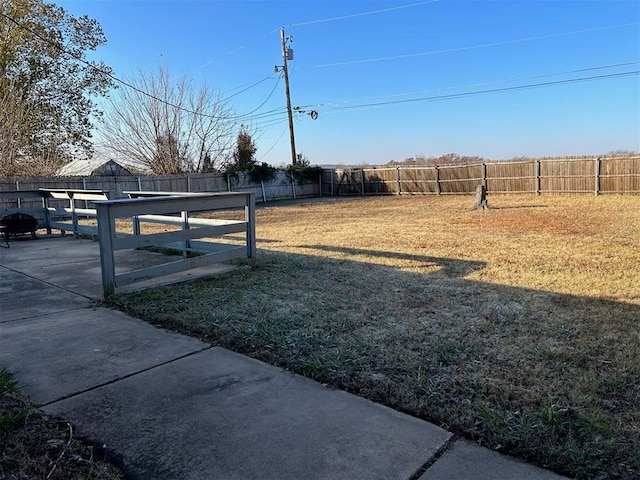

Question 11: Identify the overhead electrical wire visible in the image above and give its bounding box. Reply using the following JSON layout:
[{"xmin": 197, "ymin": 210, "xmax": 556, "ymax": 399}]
[
  {"xmin": 288, "ymin": 0, "xmax": 438, "ymax": 27},
  {"xmin": 317, "ymin": 70, "xmax": 639, "ymax": 113},
  {"xmin": 183, "ymin": 43, "xmax": 267, "ymax": 76},
  {"xmin": 314, "ymin": 22, "xmax": 639, "ymax": 68},
  {"xmin": 0, "ymin": 11, "xmax": 283, "ymax": 123},
  {"xmin": 246, "ymin": 111, "xmax": 288, "ymax": 122},
  {"xmin": 3, "ymin": 9, "xmax": 636, "ymax": 130},
  {"xmin": 182, "ymin": 27, "xmax": 282, "ymax": 75},
  {"xmin": 259, "ymin": 125, "xmax": 290, "ymax": 159},
  {"xmin": 222, "ymin": 62, "xmax": 639, "ymax": 129},
  {"xmin": 218, "ymin": 75, "xmax": 275, "ymax": 103},
  {"xmin": 255, "ymin": 116, "xmax": 289, "ymax": 129},
  {"xmin": 231, "ymin": 74, "xmax": 283, "ymax": 119},
  {"xmin": 300, "ymin": 61, "xmax": 640, "ymax": 109}
]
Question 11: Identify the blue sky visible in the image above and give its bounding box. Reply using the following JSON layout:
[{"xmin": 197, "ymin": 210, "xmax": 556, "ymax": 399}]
[{"xmin": 58, "ymin": 0, "xmax": 639, "ymax": 166}]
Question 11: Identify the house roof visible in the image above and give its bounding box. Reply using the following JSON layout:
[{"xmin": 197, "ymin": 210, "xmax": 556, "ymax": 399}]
[
  {"xmin": 57, "ymin": 159, "xmax": 132, "ymax": 177},
  {"xmin": 56, "ymin": 158, "xmax": 103, "ymax": 176},
  {"xmin": 90, "ymin": 160, "xmax": 132, "ymax": 176}
]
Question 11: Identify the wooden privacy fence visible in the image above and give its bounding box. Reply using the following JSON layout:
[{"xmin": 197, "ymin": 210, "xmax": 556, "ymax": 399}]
[
  {"xmin": 323, "ymin": 156, "xmax": 640, "ymax": 196},
  {"xmin": 0, "ymin": 169, "xmax": 319, "ymax": 204},
  {"xmin": 95, "ymin": 192, "xmax": 256, "ymax": 297},
  {"xmin": 2, "ymin": 156, "xmax": 638, "ymax": 203}
]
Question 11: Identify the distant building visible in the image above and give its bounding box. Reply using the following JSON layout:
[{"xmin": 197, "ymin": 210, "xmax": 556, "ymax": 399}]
[
  {"xmin": 91, "ymin": 160, "xmax": 132, "ymax": 176},
  {"xmin": 57, "ymin": 159, "xmax": 133, "ymax": 177},
  {"xmin": 56, "ymin": 158, "xmax": 102, "ymax": 176}
]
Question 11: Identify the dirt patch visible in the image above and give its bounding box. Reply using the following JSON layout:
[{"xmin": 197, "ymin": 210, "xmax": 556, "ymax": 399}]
[{"xmin": 454, "ymin": 203, "xmax": 614, "ymax": 236}]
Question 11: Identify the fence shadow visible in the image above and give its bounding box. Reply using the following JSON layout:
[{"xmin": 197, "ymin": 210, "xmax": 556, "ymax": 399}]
[
  {"xmin": 490, "ymin": 204, "xmax": 549, "ymax": 210},
  {"xmin": 250, "ymin": 244, "xmax": 638, "ymax": 478},
  {"xmin": 301, "ymin": 244, "xmax": 486, "ymax": 278}
]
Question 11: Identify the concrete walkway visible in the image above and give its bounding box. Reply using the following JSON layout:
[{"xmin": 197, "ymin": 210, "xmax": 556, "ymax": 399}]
[{"xmin": 0, "ymin": 235, "xmax": 567, "ymax": 479}]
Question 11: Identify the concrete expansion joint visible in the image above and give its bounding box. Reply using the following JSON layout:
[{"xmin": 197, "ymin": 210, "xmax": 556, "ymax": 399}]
[
  {"xmin": 1, "ymin": 263, "xmax": 96, "ymax": 301},
  {"xmin": 37, "ymin": 345, "xmax": 215, "ymax": 408},
  {"xmin": 409, "ymin": 434, "xmax": 459, "ymax": 480},
  {"xmin": 0, "ymin": 305, "xmax": 93, "ymax": 325}
]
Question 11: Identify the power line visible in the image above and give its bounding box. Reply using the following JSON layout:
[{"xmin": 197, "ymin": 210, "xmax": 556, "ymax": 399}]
[
  {"xmin": 314, "ymin": 22, "xmax": 639, "ymax": 68},
  {"xmin": 255, "ymin": 116, "xmax": 289, "ymax": 129},
  {"xmin": 257, "ymin": 125, "xmax": 290, "ymax": 160},
  {"xmin": 302, "ymin": 61, "xmax": 640, "ymax": 109},
  {"xmin": 182, "ymin": 27, "xmax": 281, "ymax": 75},
  {"xmin": 241, "ymin": 65, "xmax": 639, "ymax": 125},
  {"xmin": 247, "ymin": 67, "xmax": 639, "ymax": 129},
  {"xmin": 185, "ymin": 1, "xmax": 440, "ymax": 91},
  {"xmin": 319, "ymin": 70, "xmax": 639, "ymax": 113},
  {"xmin": 4, "ymin": 9, "xmax": 636, "ymax": 137},
  {"xmin": 288, "ymin": 0, "xmax": 438, "ymax": 27},
  {"xmin": 0, "ymin": 11, "xmax": 281, "ymax": 124},
  {"xmin": 233, "ymin": 74, "xmax": 283, "ymax": 119},
  {"xmin": 218, "ymin": 75, "xmax": 276, "ymax": 103}
]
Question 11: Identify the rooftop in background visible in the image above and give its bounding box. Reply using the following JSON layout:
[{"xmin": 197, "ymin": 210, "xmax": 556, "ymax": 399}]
[{"xmin": 57, "ymin": 159, "xmax": 138, "ymax": 177}]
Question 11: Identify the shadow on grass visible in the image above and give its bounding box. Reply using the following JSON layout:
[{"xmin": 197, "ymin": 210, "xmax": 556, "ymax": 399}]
[
  {"xmin": 489, "ymin": 205, "xmax": 550, "ymax": 210},
  {"xmin": 301, "ymin": 245, "xmax": 487, "ymax": 277}
]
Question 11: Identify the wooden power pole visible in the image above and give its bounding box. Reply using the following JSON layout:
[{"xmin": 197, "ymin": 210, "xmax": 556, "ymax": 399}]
[{"xmin": 280, "ymin": 27, "xmax": 297, "ymax": 165}]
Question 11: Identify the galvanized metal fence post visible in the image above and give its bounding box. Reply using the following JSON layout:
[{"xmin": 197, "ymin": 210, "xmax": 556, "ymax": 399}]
[
  {"xmin": 291, "ymin": 173, "xmax": 296, "ymax": 199},
  {"xmin": 181, "ymin": 210, "xmax": 189, "ymax": 257},
  {"xmin": 331, "ymin": 169, "xmax": 334, "ymax": 196},
  {"xmin": 82, "ymin": 177, "xmax": 89, "ymax": 209},
  {"xmin": 594, "ymin": 157, "xmax": 601, "ymax": 197},
  {"xmin": 70, "ymin": 192, "xmax": 78, "ymax": 237},
  {"xmin": 482, "ymin": 163, "xmax": 488, "ymax": 190},
  {"xmin": 245, "ymin": 193, "xmax": 256, "ymax": 265}
]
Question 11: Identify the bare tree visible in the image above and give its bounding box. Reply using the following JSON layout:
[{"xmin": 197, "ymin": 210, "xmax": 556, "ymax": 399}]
[{"xmin": 98, "ymin": 65, "xmax": 237, "ymax": 174}]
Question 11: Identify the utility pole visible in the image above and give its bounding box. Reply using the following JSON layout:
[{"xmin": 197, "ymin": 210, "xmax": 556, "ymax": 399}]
[{"xmin": 279, "ymin": 27, "xmax": 297, "ymax": 165}]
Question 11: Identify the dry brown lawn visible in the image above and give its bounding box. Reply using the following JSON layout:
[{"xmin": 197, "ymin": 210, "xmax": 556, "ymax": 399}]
[
  {"xmin": 253, "ymin": 195, "xmax": 639, "ymax": 304},
  {"xmin": 113, "ymin": 194, "xmax": 640, "ymax": 479}
]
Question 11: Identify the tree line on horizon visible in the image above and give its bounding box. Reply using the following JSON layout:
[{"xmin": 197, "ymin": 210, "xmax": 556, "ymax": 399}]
[{"xmin": 382, "ymin": 150, "xmax": 638, "ymax": 168}]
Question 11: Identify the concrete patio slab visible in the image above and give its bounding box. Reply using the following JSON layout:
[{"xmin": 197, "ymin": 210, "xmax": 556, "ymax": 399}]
[
  {"xmin": 419, "ymin": 439, "xmax": 567, "ymax": 480},
  {"xmin": 0, "ymin": 307, "xmax": 209, "ymax": 405},
  {"xmin": 0, "ymin": 234, "xmax": 100, "ymax": 269},
  {"xmin": 0, "ymin": 265, "xmax": 91, "ymax": 322},
  {"xmin": 44, "ymin": 346, "xmax": 452, "ymax": 480},
  {"xmin": 0, "ymin": 234, "xmax": 238, "ymax": 298}
]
